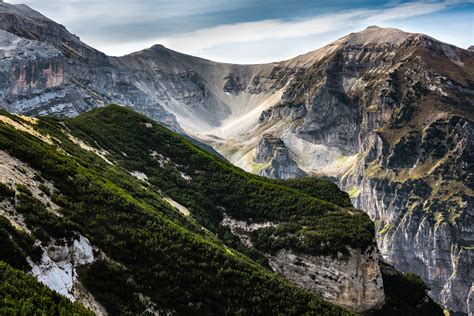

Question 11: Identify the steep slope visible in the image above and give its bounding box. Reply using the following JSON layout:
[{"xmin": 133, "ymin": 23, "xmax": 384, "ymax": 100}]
[
  {"xmin": 0, "ymin": 106, "xmax": 352, "ymax": 314},
  {"xmin": 0, "ymin": 261, "xmax": 93, "ymax": 315},
  {"xmin": 256, "ymin": 27, "xmax": 474, "ymax": 314},
  {"xmin": 0, "ymin": 105, "xmax": 443, "ymax": 315},
  {"xmin": 0, "ymin": 2, "xmax": 471, "ymax": 313}
]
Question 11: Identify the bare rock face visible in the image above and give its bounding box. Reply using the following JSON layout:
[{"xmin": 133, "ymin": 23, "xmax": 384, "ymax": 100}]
[
  {"xmin": 29, "ymin": 235, "xmax": 95, "ymax": 300},
  {"xmin": 221, "ymin": 212, "xmax": 385, "ymax": 313},
  {"xmin": 268, "ymin": 247, "xmax": 385, "ymax": 313},
  {"xmin": 259, "ymin": 102, "xmax": 307, "ymax": 124},
  {"xmin": 254, "ymin": 135, "xmax": 305, "ymax": 179},
  {"xmin": 294, "ymin": 56, "xmax": 361, "ymax": 154},
  {"xmin": 440, "ymin": 246, "xmax": 473, "ymax": 313},
  {"xmin": 223, "ymin": 75, "xmax": 245, "ymax": 95},
  {"xmin": 342, "ymin": 116, "xmax": 473, "ymax": 314}
]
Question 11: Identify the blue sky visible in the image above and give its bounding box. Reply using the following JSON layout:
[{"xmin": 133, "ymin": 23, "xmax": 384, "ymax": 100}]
[{"xmin": 8, "ymin": 0, "xmax": 474, "ymax": 63}]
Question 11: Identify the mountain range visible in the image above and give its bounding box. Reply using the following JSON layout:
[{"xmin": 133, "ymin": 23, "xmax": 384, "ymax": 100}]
[{"xmin": 0, "ymin": 1, "xmax": 472, "ymax": 314}]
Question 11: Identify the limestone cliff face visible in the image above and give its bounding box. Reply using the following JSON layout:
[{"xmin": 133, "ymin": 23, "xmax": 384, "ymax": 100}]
[
  {"xmin": 220, "ymin": 213, "xmax": 385, "ymax": 312},
  {"xmin": 268, "ymin": 247, "xmax": 385, "ymax": 313},
  {"xmin": 341, "ymin": 116, "xmax": 473, "ymax": 314}
]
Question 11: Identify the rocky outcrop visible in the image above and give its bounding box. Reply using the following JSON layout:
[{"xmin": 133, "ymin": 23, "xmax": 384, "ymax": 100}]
[
  {"xmin": 221, "ymin": 212, "xmax": 276, "ymax": 247},
  {"xmin": 29, "ymin": 235, "xmax": 95, "ymax": 301},
  {"xmin": 254, "ymin": 30, "xmax": 473, "ymax": 314},
  {"xmin": 258, "ymin": 102, "xmax": 307, "ymax": 124},
  {"xmin": 28, "ymin": 236, "xmax": 107, "ymax": 316},
  {"xmin": 440, "ymin": 245, "xmax": 473, "ymax": 313},
  {"xmin": 269, "ymin": 248, "xmax": 385, "ymax": 313},
  {"xmin": 221, "ymin": 212, "xmax": 385, "ymax": 313},
  {"xmin": 254, "ymin": 135, "xmax": 305, "ymax": 179},
  {"xmin": 223, "ymin": 75, "xmax": 245, "ymax": 95}
]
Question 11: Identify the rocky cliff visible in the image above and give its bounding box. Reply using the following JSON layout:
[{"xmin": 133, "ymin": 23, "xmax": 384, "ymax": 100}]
[
  {"xmin": 253, "ymin": 134, "xmax": 305, "ymax": 179},
  {"xmin": 0, "ymin": 2, "xmax": 471, "ymax": 313},
  {"xmin": 268, "ymin": 248, "xmax": 385, "ymax": 313},
  {"xmin": 221, "ymin": 211, "xmax": 384, "ymax": 312}
]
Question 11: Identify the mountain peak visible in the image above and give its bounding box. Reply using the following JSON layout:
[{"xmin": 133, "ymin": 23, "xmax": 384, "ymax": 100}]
[
  {"xmin": 0, "ymin": 1, "xmax": 51, "ymax": 22},
  {"xmin": 285, "ymin": 26, "xmax": 415, "ymax": 67},
  {"xmin": 344, "ymin": 25, "xmax": 412, "ymax": 46},
  {"xmin": 365, "ymin": 25, "xmax": 382, "ymax": 29}
]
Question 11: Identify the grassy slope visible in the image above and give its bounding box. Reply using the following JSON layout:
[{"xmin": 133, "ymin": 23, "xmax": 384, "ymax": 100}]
[
  {"xmin": 0, "ymin": 106, "xmax": 352, "ymax": 314},
  {"xmin": 373, "ymin": 263, "xmax": 444, "ymax": 316}
]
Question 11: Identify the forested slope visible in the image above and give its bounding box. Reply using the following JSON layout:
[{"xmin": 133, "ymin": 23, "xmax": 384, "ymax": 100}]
[{"xmin": 0, "ymin": 105, "xmax": 441, "ymax": 315}]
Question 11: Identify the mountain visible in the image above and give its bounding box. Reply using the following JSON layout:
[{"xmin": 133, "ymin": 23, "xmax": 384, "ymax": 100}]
[
  {"xmin": 0, "ymin": 1, "xmax": 472, "ymax": 313},
  {"xmin": 0, "ymin": 105, "xmax": 443, "ymax": 314}
]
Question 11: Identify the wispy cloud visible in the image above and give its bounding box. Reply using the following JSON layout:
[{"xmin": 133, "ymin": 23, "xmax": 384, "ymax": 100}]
[
  {"xmin": 96, "ymin": 0, "xmax": 467, "ymax": 58},
  {"xmin": 8, "ymin": 0, "xmax": 251, "ymax": 22},
  {"xmin": 7, "ymin": 0, "xmax": 473, "ymax": 62}
]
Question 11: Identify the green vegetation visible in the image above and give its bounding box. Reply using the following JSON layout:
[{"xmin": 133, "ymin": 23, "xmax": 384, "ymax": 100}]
[
  {"xmin": 251, "ymin": 211, "xmax": 374, "ymax": 256},
  {"xmin": 16, "ymin": 192, "xmax": 80, "ymax": 242},
  {"xmin": 269, "ymin": 177, "xmax": 352, "ymax": 207},
  {"xmin": 38, "ymin": 182, "xmax": 51, "ymax": 196},
  {"xmin": 0, "ymin": 261, "xmax": 93, "ymax": 315},
  {"xmin": 348, "ymin": 187, "xmax": 361, "ymax": 199},
  {"xmin": 0, "ymin": 182, "xmax": 15, "ymax": 201},
  {"xmin": 0, "ymin": 106, "xmax": 355, "ymax": 314},
  {"xmin": 375, "ymin": 263, "xmax": 443, "ymax": 316},
  {"xmin": 16, "ymin": 183, "xmax": 32, "ymax": 196},
  {"xmin": 0, "ymin": 105, "xmax": 440, "ymax": 315},
  {"xmin": 378, "ymin": 222, "xmax": 391, "ymax": 235},
  {"xmin": 66, "ymin": 105, "xmax": 374, "ymax": 255},
  {"xmin": 0, "ymin": 216, "xmax": 41, "ymax": 271}
]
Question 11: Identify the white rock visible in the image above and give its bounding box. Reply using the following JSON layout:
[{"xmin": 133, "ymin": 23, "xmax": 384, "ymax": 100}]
[{"xmin": 28, "ymin": 235, "xmax": 95, "ymax": 302}]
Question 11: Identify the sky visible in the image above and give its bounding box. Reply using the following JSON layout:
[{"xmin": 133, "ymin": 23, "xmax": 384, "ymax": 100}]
[{"xmin": 7, "ymin": 0, "xmax": 474, "ymax": 64}]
